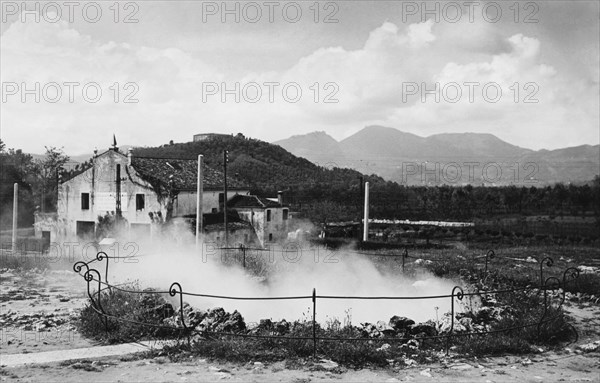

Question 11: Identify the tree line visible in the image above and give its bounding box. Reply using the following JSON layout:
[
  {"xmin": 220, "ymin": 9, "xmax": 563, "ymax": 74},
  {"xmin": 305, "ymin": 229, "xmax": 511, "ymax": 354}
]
[{"xmin": 2, "ymin": 136, "xmax": 598, "ymax": 232}]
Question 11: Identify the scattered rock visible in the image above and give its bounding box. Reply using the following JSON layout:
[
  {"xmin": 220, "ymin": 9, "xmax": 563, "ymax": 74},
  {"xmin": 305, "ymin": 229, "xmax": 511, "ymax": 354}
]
[
  {"xmin": 389, "ymin": 316, "xmax": 415, "ymax": 332},
  {"xmin": 409, "ymin": 321, "xmax": 438, "ymax": 337},
  {"xmin": 317, "ymin": 359, "xmax": 338, "ymax": 371},
  {"xmin": 576, "ymin": 341, "xmax": 600, "ymax": 353},
  {"xmin": 451, "ymin": 363, "xmax": 473, "ymax": 370},
  {"xmin": 521, "ymin": 358, "xmax": 533, "ymax": 366},
  {"xmin": 419, "ymin": 368, "xmax": 432, "ymax": 377}
]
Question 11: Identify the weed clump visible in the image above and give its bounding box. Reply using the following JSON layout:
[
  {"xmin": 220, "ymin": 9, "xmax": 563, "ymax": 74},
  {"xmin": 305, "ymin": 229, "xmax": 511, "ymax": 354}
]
[{"xmin": 77, "ymin": 282, "xmax": 180, "ymax": 343}]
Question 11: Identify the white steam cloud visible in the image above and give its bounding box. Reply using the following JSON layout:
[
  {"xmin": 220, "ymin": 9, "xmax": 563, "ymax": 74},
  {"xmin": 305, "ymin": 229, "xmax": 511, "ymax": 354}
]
[{"xmin": 107, "ymin": 240, "xmax": 458, "ymax": 325}]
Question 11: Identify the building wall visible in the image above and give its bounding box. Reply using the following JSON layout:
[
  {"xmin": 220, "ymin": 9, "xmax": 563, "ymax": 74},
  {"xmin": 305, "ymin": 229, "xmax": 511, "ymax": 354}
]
[
  {"xmin": 203, "ymin": 227, "xmax": 259, "ymax": 247},
  {"xmin": 264, "ymin": 207, "xmax": 289, "ymax": 243},
  {"xmin": 235, "ymin": 206, "xmax": 289, "ymax": 246},
  {"xmin": 57, "ymin": 150, "xmax": 250, "ymax": 240},
  {"xmin": 175, "ymin": 190, "xmax": 248, "ymax": 216},
  {"xmin": 57, "ymin": 150, "xmax": 163, "ymax": 240},
  {"xmin": 193, "ymin": 133, "xmax": 232, "ymax": 142}
]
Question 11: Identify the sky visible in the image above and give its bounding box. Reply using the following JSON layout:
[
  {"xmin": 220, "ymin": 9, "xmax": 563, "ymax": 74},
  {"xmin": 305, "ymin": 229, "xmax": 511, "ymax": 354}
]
[{"xmin": 1, "ymin": 0, "xmax": 599, "ymax": 155}]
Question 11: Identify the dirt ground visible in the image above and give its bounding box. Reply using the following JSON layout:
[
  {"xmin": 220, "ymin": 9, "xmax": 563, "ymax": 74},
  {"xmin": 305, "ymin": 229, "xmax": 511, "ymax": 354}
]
[{"xmin": 1, "ymin": 266, "xmax": 599, "ymax": 382}]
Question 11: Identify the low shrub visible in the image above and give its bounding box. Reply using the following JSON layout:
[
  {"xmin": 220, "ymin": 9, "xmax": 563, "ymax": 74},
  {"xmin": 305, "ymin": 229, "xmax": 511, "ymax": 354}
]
[{"xmin": 77, "ymin": 283, "xmax": 180, "ymax": 344}]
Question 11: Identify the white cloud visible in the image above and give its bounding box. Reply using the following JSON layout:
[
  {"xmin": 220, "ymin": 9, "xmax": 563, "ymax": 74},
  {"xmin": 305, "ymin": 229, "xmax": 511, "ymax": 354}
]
[{"xmin": 0, "ymin": 15, "xmax": 598, "ymax": 154}]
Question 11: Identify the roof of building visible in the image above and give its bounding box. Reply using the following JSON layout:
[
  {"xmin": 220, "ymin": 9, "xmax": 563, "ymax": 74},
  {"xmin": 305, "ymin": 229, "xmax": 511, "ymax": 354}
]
[
  {"xmin": 228, "ymin": 194, "xmax": 285, "ymax": 209},
  {"xmin": 131, "ymin": 157, "xmax": 248, "ymax": 191},
  {"xmin": 204, "ymin": 221, "xmax": 254, "ymax": 232}
]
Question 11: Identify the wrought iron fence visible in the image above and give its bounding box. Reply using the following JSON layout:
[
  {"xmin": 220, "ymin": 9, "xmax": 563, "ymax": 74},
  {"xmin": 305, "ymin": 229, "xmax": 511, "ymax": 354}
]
[{"xmin": 73, "ymin": 249, "xmax": 580, "ymax": 358}]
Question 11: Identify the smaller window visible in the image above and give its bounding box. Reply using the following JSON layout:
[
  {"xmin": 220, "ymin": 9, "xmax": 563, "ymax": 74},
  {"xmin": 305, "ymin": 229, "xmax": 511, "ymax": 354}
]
[
  {"xmin": 81, "ymin": 193, "xmax": 90, "ymax": 210},
  {"xmin": 282, "ymin": 209, "xmax": 289, "ymax": 220},
  {"xmin": 218, "ymin": 193, "xmax": 225, "ymax": 203},
  {"xmin": 268, "ymin": 233, "xmax": 273, "ymax": 242},
  {"xmin": 266, "ymin": 209, "xmax": 272, "ymax": 222},
  {"xmin": 136, "ymin": 194, "xmax": 145, "ymax": 211},
  {"xmin": 212, "ymin": 208, "xmax": 218, "ymax": 214}
]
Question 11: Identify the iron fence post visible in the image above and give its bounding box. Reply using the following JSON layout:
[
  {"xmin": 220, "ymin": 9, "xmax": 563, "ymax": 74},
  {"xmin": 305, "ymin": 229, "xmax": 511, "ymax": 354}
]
[
  {"xmin": 96, "ymin": 251, "xmax": 109, "ymax": 286},
  {"xmin": 537, "ymin": 276, "xmax": 560, "ymax": 339},
  {"xmin": 446, "ymin": 286, "xmax": 464, "ymax": 355},
  {"xmin": 169, "ymin": 282, "xmax": 187, "ymax": 331},
  {"xmin": 84, "ymin": 268, "xmax": 108, "ymax": 332},
  {"xmin": 312, "ymin": 287, "xmax": 317, "ymax": 359},
  {"xmin": 561, "ymin": 267, "xmax": 580, "ymax": 306},
  {"xmin": 540, "ymin": 257, "xmax": 553, "ymax": 288}
]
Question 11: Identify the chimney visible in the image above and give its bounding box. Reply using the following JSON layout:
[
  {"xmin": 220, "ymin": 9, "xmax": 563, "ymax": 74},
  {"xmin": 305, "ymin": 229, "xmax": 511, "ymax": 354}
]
[
  {"xmin": 277, "ymin": 191, "xmax": 283, "ymax": 205},
  {"xmin": 127, "ymin": 148, "xmax": 133, "ymax": 165}
]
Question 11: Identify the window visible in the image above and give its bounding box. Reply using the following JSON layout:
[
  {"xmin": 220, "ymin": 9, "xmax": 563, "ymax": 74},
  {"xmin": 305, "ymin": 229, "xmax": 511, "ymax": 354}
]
[
  {"xmin": 266, "ymin": 209, "xmax": 271, "ymax": 222},
  {"xmin": 81, "ymin": 193, "xmax": 90, "ymax": 210},
  {"xmin": 268, "ymin": 233, "xmax": 273, "ymax": 242},
  {"xmin": 136, "ymin": 194, "xmax": 145, "ymax": 211},
  {"xmin": 218, "ymin": 193, "xmax": 225, "ymax": 203},
  {"xmin": 282, "ymin": 209, "xmax": 289, "ymax": 220}
]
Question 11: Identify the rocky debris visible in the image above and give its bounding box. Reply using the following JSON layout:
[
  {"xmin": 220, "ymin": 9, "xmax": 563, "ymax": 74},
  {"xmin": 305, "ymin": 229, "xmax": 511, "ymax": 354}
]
[
  {"xmin": 360, "ymin": 322, "xmax": 382, "ymax": 338},
  {"xmin": 419, "ymin": 368, "xmax": 432, "ymax": 377},
  {"xmin": 1, "ymin": 288, "xmax": 49, "ymax": 302},
  {"xmin": 316, "ymin": 359, "xmax": 338, "ymax": 371},
  {"xmin": 0, "ymin": 310, "xmax": 75, "ymax": 331},
  {"xmin": 401, "ymin": 339, "xmax": 419, "ymax": 351},
  {"xmin": 577, "ymin": 265, "xmax": 599, "ymax": 274},
  {"xmin": 247, "ymin": 318, "xmax": 291, "ymax": 336},
  {"xmin": 389, "ymin": 316, "xmax": 415, "ymax": 332},
  {"xmin": 414, "ymin": 259, "xmax": 433, "ymax": 266},
  {"xmin": 214, "ymin": 310, "xmax": 246, "ymax": 333},
  {"xmin": 438, "ymin": 313, "xmax": 467, "ymax": 334},
  {"xmin": 164, "ymin": 307, "xmax": 246, "ymax": 334},
  {"xmin": 450, "ymin": 363, "xmax": 473, "ymax": 370},
  {"xmin": 275, "ymin": 319, "xmax": 291, "ymax": 334},
  {"xmin": 376, "ymin": 343, "xmax": 391, "ymax": 352},
  {"xmin": 409, "ymin": 321, "xmax": 438, "ymax": 337},
  {"xmin": 376, "ymin": 320, "xmax": 396, "ymax": 336},
  {"xmin": 576, "ymin": 341, "xmax": 600, "ymax": 353},
  {"xmin": 565, "ymin": 292, "xmax": 600, "ymax": 304}
]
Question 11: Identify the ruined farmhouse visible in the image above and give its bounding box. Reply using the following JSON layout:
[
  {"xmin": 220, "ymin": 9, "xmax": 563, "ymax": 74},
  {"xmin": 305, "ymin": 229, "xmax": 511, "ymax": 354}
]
[{"xmin": 34, "ymin": 144, "xmax": 289, "ymax": 246}]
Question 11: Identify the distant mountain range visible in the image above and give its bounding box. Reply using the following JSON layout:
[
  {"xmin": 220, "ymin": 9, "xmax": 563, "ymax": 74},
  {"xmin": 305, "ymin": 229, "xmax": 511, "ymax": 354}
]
[{"xmin": 274, "ymin": 126, "xmax": 600, "ymax": 186}]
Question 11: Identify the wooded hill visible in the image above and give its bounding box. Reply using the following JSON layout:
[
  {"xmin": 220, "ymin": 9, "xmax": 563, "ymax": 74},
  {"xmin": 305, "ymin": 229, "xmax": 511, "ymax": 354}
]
[{"xmin": 133, "ymin": 135, "xmax": 600, "ymax": 224}]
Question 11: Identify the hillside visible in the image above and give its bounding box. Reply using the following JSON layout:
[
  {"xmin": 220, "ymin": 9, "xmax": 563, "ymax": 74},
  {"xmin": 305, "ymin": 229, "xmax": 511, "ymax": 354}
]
[
  {"xmin": 132, "ymin": 134, "xmax": 383, "ymax": 199},
  {"xmin": 274, "ymin": 127, "xmax": 599, "ymax": 185}
]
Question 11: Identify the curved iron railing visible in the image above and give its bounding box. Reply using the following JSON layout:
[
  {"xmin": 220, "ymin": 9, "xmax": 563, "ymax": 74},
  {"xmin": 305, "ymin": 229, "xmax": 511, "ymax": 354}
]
[{"xmin": 74, "ymin": 251, "xmax": 580, "ymax": 358}]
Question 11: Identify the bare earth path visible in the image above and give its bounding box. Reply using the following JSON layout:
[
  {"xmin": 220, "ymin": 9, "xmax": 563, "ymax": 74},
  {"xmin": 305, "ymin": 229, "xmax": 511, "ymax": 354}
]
[{"xmin": 1, "ymin": 348, "xmax": 599, "ymax": 382}]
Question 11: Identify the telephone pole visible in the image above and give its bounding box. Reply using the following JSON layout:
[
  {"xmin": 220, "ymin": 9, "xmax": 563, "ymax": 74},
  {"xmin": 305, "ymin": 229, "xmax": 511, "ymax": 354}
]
[{"xmin": 223, "ymin": 150, "xmax": 229, "ymax": 247}]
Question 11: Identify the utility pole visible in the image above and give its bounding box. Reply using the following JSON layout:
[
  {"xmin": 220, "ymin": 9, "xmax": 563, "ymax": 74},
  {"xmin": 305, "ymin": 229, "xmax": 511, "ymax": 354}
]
[
  {"xmin": 363, "ymin": 181, "xmax": 370, "ymax": 242},
  {"xmin": 196, "ymin": 155, "xmax": 203, "ymax": 248},
  {"xmin": 12, "ymin": 183, "xmax": 18, "ymax": 254},
  {"xmin": 223, "ymin": 150, "xmax": 229, "ymax": 247},
  {"xmin": 116, "ymin": 164, "xmax": 122, "ymax": 218}
]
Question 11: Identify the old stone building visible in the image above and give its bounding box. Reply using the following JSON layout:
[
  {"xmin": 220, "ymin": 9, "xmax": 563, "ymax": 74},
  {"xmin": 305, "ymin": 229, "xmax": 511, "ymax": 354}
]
[
  {"xmin": 228, "ymin": 194, "xmax": 289, "ymax": 246},
  {"xmin": 35, "ymin": 144, "xmax": 249, "ymax": 241}
]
